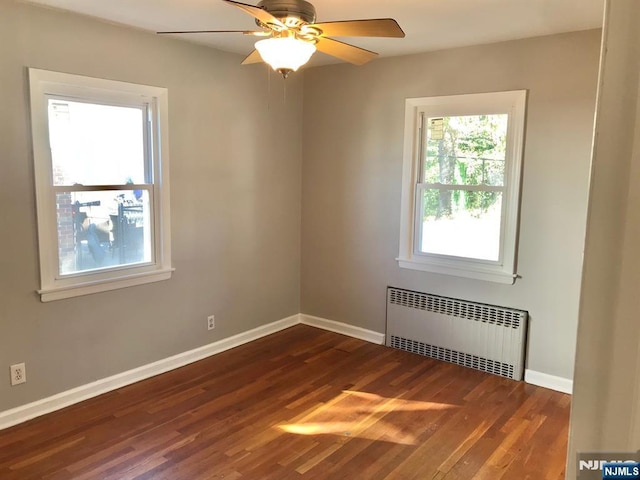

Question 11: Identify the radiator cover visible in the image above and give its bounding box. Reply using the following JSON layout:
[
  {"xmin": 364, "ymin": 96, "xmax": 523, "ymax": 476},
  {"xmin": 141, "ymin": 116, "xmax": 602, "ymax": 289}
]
[{"xmin": 386, "ymin": 287, "xmax": 528, "ymax": 380}]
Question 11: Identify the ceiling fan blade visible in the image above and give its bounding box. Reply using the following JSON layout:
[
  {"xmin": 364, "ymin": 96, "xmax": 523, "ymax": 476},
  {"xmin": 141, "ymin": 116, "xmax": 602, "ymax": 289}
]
[
  {"xmin": 310, "ymin": 19, "xmax": 405, "ymax": 38},
  {"xmin": 222, "ymin": 0, "xmax": 286, "ymax": 30},
  {"xmin": 315, "ymin": 37, "xmax": 378, "ymax": 66},
  {"xmin": 157, "ymin": 30, "xmax": 268, "ymax": 36},
  {"xmin": 241, "ymin": 49, "xmax": 263, "ymax": 65}
]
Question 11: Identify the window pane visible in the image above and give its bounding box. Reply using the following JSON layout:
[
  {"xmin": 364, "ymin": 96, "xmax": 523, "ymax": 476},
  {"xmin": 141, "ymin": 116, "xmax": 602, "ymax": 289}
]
[
  {"xmin": 56, "ymin": 190, "xmax": 152, "ymax": 275},
  {"xmin": 48, "ymin": 100, "xmax": 146, "ymax": 186},
  {"xmin": 424, "ymin": 114, "xmax": 508, "ymax": 186},
  {"xmin": 419, "ymin": 189, "xmax": 502, "ymax": 261}
]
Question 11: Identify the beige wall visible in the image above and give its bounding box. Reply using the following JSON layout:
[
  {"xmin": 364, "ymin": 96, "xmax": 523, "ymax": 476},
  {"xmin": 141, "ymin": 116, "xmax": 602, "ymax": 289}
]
[
  {"xmin": 568, "ymin": 1, "xmax": 640, "ymax": 475},
  {"xmin": 0, "ymin": 1, "xmax": 302, "ymax": 412},
  {"xmin": 301, "ymin": 30, "xmax": 601, "ymax": 381}
]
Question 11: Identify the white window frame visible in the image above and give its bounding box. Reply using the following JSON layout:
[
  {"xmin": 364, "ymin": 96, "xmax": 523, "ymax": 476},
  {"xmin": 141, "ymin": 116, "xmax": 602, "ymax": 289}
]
[
  {"xmin": 397, "ymin": 90, "xmax": 527, "ymax": 284},
  {"xmin": 29, "ymin": 68, "xmax": 173, "ymax": 302}
]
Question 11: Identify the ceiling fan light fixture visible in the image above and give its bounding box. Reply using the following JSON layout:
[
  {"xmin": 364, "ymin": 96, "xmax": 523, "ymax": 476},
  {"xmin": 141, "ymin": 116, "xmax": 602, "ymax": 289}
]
[{"xmin": 255, "ymin": 37, "xmax": 316, "ymax": 77}]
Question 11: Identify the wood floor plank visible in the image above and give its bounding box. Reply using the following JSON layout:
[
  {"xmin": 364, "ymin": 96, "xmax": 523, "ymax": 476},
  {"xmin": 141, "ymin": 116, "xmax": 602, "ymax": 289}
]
[{"xmin": 0, "ymin": 325, "xmax": 570, "ymax": 479}]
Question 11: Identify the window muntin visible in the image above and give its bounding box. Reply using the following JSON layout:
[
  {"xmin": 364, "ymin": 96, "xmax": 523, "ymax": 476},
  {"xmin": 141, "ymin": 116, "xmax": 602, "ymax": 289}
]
[
  {"xmin": 30, "ymin": 69, "xmax": 172, "ymax": 301},
  {"xmin": 398, "ymin": 91, "xmax": 526, "ymax": 284}
]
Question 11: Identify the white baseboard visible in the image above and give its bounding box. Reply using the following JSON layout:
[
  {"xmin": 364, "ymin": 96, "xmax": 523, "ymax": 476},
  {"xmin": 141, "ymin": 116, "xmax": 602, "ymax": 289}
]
[
  {"xmin": 0, "ymin": 314, "xmax": 299, "ymax": 431},
  {"xmin": 7, "ymin": 313, "xmax": 572, "ymax": 431},
  {"xmin": 525, "ymin": 369, "xmax": 573, "ymax": 394},
  {"xmin": 300, "ymin": 314, "xmax": 386, "ymax": 345}
]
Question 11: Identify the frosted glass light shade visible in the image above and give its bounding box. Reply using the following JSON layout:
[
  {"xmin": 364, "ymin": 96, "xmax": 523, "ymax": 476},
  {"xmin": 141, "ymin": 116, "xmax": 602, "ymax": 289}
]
[{"xmin": 255, "ymin": 37, "xmax": 316, "ymax": 73}]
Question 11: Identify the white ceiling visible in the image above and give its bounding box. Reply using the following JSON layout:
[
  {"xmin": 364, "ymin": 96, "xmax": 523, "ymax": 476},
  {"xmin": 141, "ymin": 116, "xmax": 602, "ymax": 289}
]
[{"xmin": 24, "ymin": 0, "xmax": 604, "ymax": 66}]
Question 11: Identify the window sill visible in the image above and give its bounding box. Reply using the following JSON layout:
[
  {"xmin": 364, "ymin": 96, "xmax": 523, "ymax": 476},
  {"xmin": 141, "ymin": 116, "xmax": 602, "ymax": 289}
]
[
  {"xmin": 37, "ymin": 267, "xmax": 174, "ymax": 302},
  {"xmin": 397, "ymin": 257, "xmax": 517, "ymax": 285}
]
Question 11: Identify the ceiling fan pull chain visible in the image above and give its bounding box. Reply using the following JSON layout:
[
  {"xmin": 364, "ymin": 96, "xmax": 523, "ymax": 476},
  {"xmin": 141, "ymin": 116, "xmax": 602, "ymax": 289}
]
[{"xmin": 267, "ymin": 63, "xmax": 271, "ymax": 111}]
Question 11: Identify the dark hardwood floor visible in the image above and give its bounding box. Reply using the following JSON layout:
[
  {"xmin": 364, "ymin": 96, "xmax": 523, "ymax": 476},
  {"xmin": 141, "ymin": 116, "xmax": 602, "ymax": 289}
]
[{"xmin": 0, "ymin": 325, "xmax": 570, "ymax": 479}]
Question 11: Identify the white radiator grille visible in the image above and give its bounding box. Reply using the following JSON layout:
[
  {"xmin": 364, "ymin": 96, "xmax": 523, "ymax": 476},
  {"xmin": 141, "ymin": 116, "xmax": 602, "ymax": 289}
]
[
  {"xmin": 389, "ymin": 336, "xmax": 515, "ymax": 378},
  {"xmin": 386, "ymin": 288, "xmax": 527, "ymax": 380},
  {"xmin": 388, "ymin": 288, "xmax": 522, "ymax": 329}
]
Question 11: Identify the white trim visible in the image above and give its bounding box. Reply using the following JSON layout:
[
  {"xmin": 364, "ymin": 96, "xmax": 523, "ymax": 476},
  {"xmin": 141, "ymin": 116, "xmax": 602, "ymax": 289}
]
[
  {"xmin": 525, "ymin": 369, "xmax": 573, "ymax": 394},
  {"xmin": 397, "ymin": 258, "xmax": 516, "ymax": 284},
  {"xmin": 39, "ymin": 268, "xmax": 175, "ymax": 302},
  {"xmin": 0, "ymin": 314, "xmax": 299, "ymax": 431},
  {"xmin": 300, "ymin": 314, "xmax": 385, "ymax": 345}
]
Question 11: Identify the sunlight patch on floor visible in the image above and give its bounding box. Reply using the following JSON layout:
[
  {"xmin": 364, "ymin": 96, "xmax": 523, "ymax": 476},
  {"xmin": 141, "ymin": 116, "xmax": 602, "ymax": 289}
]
[{"xmin": 276, "ymin": 390, "xmax": 458, "ymax": 445}]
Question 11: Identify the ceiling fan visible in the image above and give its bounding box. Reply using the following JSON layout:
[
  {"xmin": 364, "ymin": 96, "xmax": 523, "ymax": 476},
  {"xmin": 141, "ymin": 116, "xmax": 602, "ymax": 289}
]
[{"xmin": 158, "ymin": 0, "xmax": 405, "ymax": 78}]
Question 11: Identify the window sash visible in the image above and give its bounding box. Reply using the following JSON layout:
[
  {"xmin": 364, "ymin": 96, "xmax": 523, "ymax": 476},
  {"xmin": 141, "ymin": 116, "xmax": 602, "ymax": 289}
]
[
  {"xmin": 413, "ymin": 185, "xmax": 507, "ymax": 265},
  {"xmin": 46, "ymin": 95, "xmax": 157, "ymax": 277},
  {"xmin": 418, "ymin": 112, "xmax": 510, "ymax": 186},
  {"xmin": 53, "ymin": 184, "xmax": 157, "ymax": 278},
  {"xmin": 414, "ymin": 110, "xmax": 511, "ymax": 265},
  {"xmin": 45, "ymin": 94, "xmax": 153, "ymax": 187}
]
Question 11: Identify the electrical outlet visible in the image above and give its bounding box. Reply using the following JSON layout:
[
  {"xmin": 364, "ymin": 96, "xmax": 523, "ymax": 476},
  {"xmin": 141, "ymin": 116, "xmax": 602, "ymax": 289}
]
[
  {"xmin": 10, "ymin": 363, "xmax": 26, "ymax": 386},
  {"xmin": 207, "ymin": 315, "xmax": 215, "ymax": 330}
]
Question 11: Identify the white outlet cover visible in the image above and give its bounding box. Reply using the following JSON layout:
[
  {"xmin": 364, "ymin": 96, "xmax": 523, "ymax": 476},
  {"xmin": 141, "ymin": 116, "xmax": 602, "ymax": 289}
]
[{"xmin": 10, "ymin": 363, "xmax": 26, "ymax": 386}]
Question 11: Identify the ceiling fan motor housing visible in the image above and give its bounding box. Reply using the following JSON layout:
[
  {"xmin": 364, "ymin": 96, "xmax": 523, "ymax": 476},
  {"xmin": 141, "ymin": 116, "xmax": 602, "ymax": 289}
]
[{"xmin": 257, "ymin": 0, "xmax": 317, "ymax": 26}]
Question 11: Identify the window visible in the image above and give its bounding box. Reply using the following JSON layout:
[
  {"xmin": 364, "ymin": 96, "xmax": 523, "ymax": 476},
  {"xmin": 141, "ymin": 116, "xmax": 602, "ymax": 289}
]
[
  {"xmin": 398, "ymin": 91, "xmax": 526, "ymax": 284},
  {"xmin": 29, "ymin": 69, "xmax": 172, "ymax": 301}
]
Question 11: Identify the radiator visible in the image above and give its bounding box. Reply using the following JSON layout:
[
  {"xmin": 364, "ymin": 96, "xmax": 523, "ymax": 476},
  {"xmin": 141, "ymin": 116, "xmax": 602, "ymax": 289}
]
[{"xmin": 385, "ymin": 287, "xmax": 527, "ymax": 380}]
